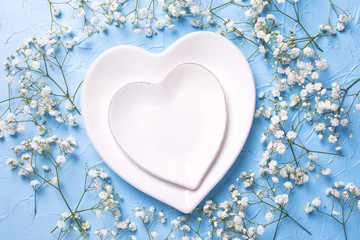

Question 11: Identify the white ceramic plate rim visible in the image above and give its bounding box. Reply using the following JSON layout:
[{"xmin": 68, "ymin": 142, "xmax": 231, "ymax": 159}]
[{"xmin": 81, "ymin": 31, "xmax": 255, "ymax": 213}]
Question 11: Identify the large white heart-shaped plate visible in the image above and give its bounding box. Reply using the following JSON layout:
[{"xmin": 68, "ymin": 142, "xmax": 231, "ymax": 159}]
[{"xmin": 82, "ymin": 31, "xmax": 255, "ymax": 213}]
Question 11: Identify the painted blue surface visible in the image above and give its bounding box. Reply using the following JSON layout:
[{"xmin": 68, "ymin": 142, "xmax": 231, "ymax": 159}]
[{"xmin": 0, "ymin": 0, "xmax": 360, "ymax": 239}]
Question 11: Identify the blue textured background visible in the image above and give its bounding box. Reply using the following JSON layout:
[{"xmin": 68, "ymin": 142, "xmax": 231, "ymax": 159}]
[{"xmin": 1, "ymin": 0, "xmax": 360, "ymax": 239}]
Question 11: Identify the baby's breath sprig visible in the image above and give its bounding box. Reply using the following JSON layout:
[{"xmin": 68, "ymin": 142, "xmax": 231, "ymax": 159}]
[
  {"xmin": 321, "ymin": 0, "xmax": 352, "ymax": 34},
  {"xmin": 235, "ymin": 169, "xmax": 313, "ymax": 239},
  {"xmin": 6, "ymin": 135, "xmax": 136, "ymax": 240},
  {"xmin": 2, "ymin": 30, "xmax": 85, "ymax": 136},
  {"xmin": 47, "ymin": 0, "xmax": 127, "ymax": 33},
  {"xmin": 134, "ymin": 198, "xmax": 268, "ymax": 240},
  {"xmin": 172, "ymin": 197, "xmax": 268, "ymax": 240},
  {"xmin": 140, "ymin": 170, "xmax": 310, "ymax": 240},
  {"xmin": 305, "ymin": 182, "xmax": 360, "ymax": 240},
  {"xmin": 132, "ymin": 206, "xmax": 167, "ymax": 239}
]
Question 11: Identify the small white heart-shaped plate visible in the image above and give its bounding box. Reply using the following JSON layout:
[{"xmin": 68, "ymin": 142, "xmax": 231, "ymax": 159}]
[
  {"xmin": 82, "ymin": 31, "xmax": 255, "ymax": 213},
  {"xmin": 108, "ymin": 63, "xmax": 227, "ymax": 190}
]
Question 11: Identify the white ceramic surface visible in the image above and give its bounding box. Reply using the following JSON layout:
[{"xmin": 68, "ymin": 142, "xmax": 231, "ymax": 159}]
[
  {"xmin": 82, "ymin": 31, "xmax": 255, "ymax": 213},
  {"xmin": 108, "ymin": 63, "xmax": 227, "ymax": 190}
]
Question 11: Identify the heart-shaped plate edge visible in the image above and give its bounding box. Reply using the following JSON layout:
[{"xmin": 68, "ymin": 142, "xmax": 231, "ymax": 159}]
[
  {"xmin": 108, "ymin": 62, "xmax": 228, "ymax": 190},
  {"xmin": 81, "ymin": 31, "xmax": 255, "ymax": 213}
]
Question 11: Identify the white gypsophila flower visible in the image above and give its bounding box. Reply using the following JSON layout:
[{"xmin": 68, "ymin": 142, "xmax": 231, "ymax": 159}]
[
  {"xmin": 115, "ymin": 221, "xmax": 127, "ymax": 229},
  {"xmin": 190, "ymin": 5, "xmax": 200, "ymax": 15},
  {"xmin": 328, "ymin": 134, "xmax": 338, "ymax": 143},
  {"xmin": 265, "ymin": 211, "xmax": 273, "ymax": 221},
  {"xmin": 56, "ymin": 155, "xmax": 66, "ymax": 164},
  {"xmin": 40, "ymin": 86, "xmax": 52, "ymax": 96},
  {"xmin": 129, "ymin": 223, "xmax": 137, "ymax": 231},
  {"xmin": 6, "ymin": 158, "xmax": 17, "ymax": 168},
  {"xmin": 182, "ymin": 225, "xmax": 190, "ymax": 232},
  {"xmin": 99, "ymin": 191, "xmax": 108, "ymax": 200},
  {"xmin": 275, "ymin": 194, "xmax": 288, "ymax": 204},
  {"xmin": 332, "ymin": 210, "xmax": 340, "ymax": 216},
  {"xmin": 155, "ymin": 19, "xmax": 167, "ymax": 29},
  {"xmin": 303, "ymin": 47, "xmax": 314, "ymax": 57},
  {"xmin": 275, "ymin": 130, "xmax": 284, "ymax": 138},
  {"xmin": 272, "ymin": 176, "xmax": 279, "ymax": 183},
  {"xmin": 101, "ymin": 229, "xmax": 109, "ymax": 237},
  {"xmin": 226, "ymin": 21, "xmax": 235, "ymax": 32},
  {"xmin": 312, "ymin": 197, "xmax": 321, "ymax": 206},
  {"xmin": 11, "ymin": 59, "xmax": 19, "ymax": 66},
  {"xmin": 171, "ymin": 219, "xmax": 180, "ymax": 228},
  {"xmin": 289, "ymin": 48, "xmax": 300, "ymax": 59},
  {"xmin": 331, "ymin": 118, "xmax": 339, "ymax": 127},
  {"xmin": 68, "ymin": 114, "xmax": 77, "ymax": 126},
  {"xmin": 88, "ymin": 169, "xmax": 98, "ymax": 178},
  {"xmin": 78, "ymin": 8, "xmax": 85, "ymax": 17},
  {"xmin": 308, "ymin": 153, "xmax": 318, "ymax": 160},
  {"xmin": 46, "ymin": 47, "xmax": 55, "ymax": 55},
  {"xmin": 65, "ymin": 102, "xmax": 74, "ymax": 111},
  {"xmin": 258, "ymin": 91, "xmax": 265, "ymax": 99},
  {"xmin": 5, "ymin": 76, "xmax": 13, "ymax": 84},
  {"xmin": 286, "ymin": 131, "xmax": 297, "ymax": 139},
  {"xmin": 57, "ymin": 220, "xmax": 66, "ymax": 229},
  {"xmin": 151, "ymin": 232, "xmax": 158, "ymax": 238},
  {"xmin": 91, "ymin": 1, "xmax": 101, "ymax": 10},
  {"xmin": 315, "ymin": 59, "xmax": 329, "ymax": 71},
  {"xmin": 65, "ymin": 41, "xmax": 73, "ymax": 48},
  {"xmin": 134, "ymin": 28, "xmax": 142, "ymax": 34},
  {"xmin": 30, "ymin": 179, "xmax": 40, "ymax": 186},
  {"xmin": 61, "ymin": 212, "xmax": 71, "ymax": 218},
  {"xmin": 53, "ymin": 8, "xmax": 60, "ymax": 16},
  {"xmin": 32, "ymin": 61, "xmax": 40, "ymax": 70},
  {"xmin": 82, "ymin": 221, "xmax": 91, "ymax": 230},
  {"xmin": 21, "ymin": 153, "xmax": 30, "ymax": 161},
  {"xmin": 305, "ymin": 203, "xmax": 313, "ymax": 213},
  {"xmin": 17, "ymin": 124, "xmax": 26, "ymax": 133},
  {"xmin": 51, "ymin": 177, "xmax": 58, "ymax": 184},
  {"xmin": 335, "ymin": 22, "xmax": 345, "ymax": 31},
  {"xmin": 37, "ymin": 125, "xmax": 46, "ymax": 135},
  {"xmin": 245, "ymin": 9, "xmax": 258, "ymax": 19},
  {"xmin": 42, "ymin": 165, "xmax": 49, "ymax": 171},
  {"xmin": 340, "ymin": 119, "xmax": 349, "ymax": 126},
  {"xmin": 335, "ymin": 181, "xmax": 345, "ymax": 188},
  {"xmin": 257, "ymin": 225, "xmax": 265, "ymax": 235},
  {"xmin": 284, "ymin": 181, "xmax": 292, "ymax": 189},
  {"xmin": 91, "ymin": 17, "xmax": 100, "ymax": 25},
  {"xmin": 325, "ymin": 188, "xmax": 333, "ymax": 195},
  {"xmin": 64, "ymin": 25, "xmax": 72, "ymax": 33},
  {"xmin": 149, "ymin": 206, "xmax": 155, "ymax": 213},
  {"xmin": 145, "ymin": 28, "xmax": 153, "ymax": 37},
  {"xmin": 99, "ymin": 171, "xmax": 109, "ymax": 179},
  {"xmin": 139, "ymin": 8, "xmax": 148, "ymax": 15}
]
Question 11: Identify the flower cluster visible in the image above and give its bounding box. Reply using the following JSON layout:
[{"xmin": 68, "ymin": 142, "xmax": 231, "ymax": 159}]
[
  {"xmin": 6, "ymin": 135, "xmax": 136, "ymax": 239},
  {"xmin": 305, "ymin": 182, "xmax": 360, "ymax": 239},
  {"xmin": 2, "ymin": 29, "xmax": 83, "ymax": 137},
  {"xmin": 320, "ymin": 0, "xmax": 352, "ymax": 33},
  {"xmin": 134, "ymin": 195, "xmax": 266, "ymax": 240},
  {"xmin": 131, "ymin": 206, "xmax": 166, "ymax": 239}
]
